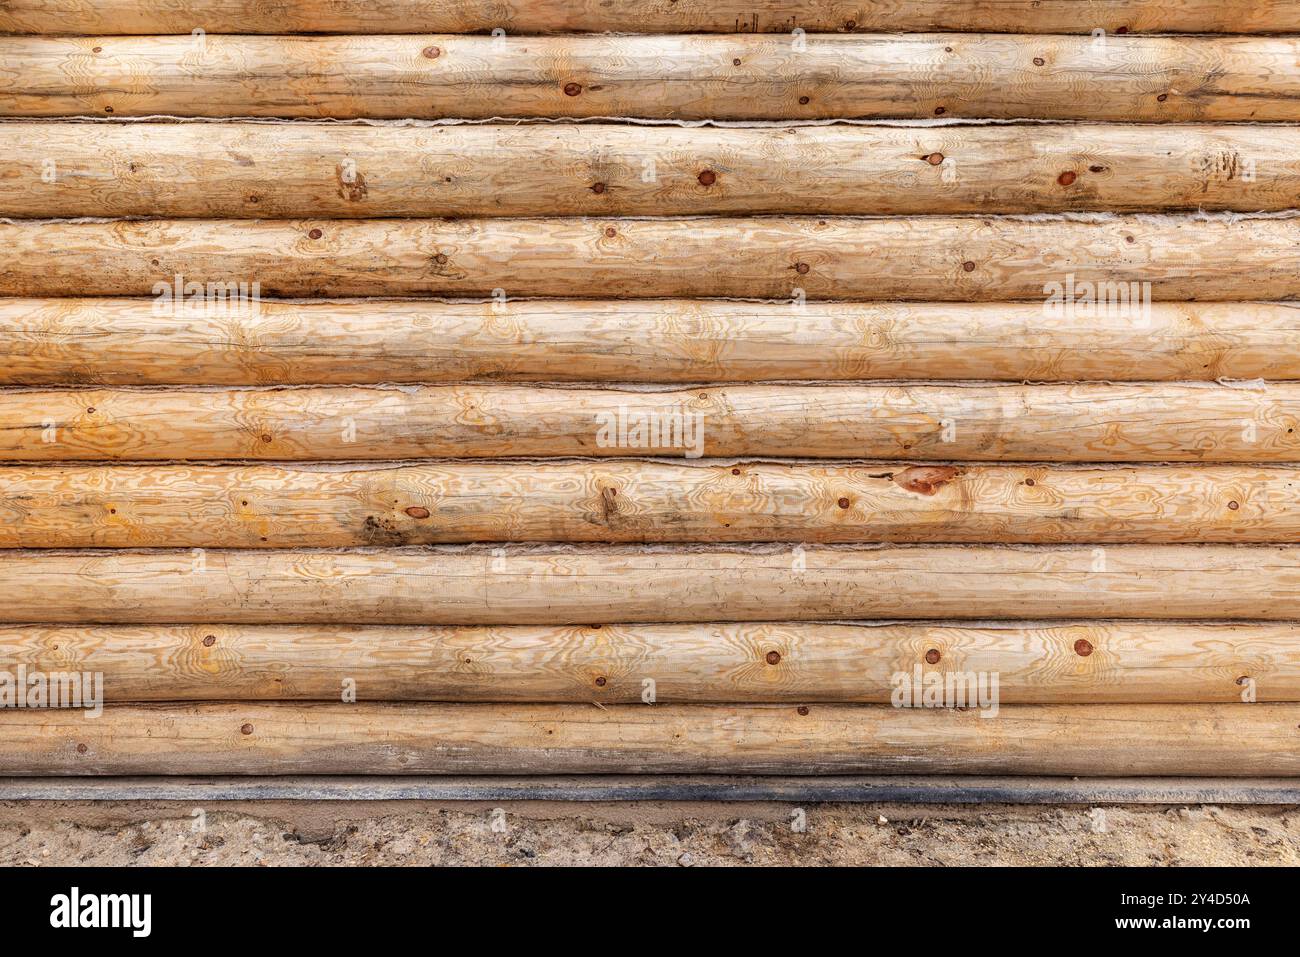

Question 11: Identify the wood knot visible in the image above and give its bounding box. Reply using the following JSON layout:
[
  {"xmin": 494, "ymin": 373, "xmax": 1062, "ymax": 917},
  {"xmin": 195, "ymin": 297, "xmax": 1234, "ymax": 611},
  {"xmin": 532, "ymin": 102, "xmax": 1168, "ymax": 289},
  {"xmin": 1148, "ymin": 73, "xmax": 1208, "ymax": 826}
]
[
  {"xmin": 240, "ymin": 723, "xmax": 254, "ymax": 735},
  {"xmin": 925, "ymin": 648, "xmax": 941, "ymax": 664},
  {"xmin": 894, "ymin": 465, "xmax": 960, "ymax": 495},
  {"xmin": 202, "ymin": 635, "xmax": 216, "ymax": 647},
  {"xmin": 765, "ymin": 651, "xmax": 781, "ymax": 665},
  {"xmin": 697, "ymin": 170, "xmax": 717, "ymax": 186},
  {"xmin": 405, "ymin": 506, "xmax": 430, "ymax": 519},
  {"xmin": 1074, "ymin": 639, "xmax": 1094, "ymax": 657},
  {"xmin": 564, "ymin": 82, "xmax": 582, "ymax": 96},
  {"xmin": 422, "ymin": 46, "xmax": 440, "ymax": 59}
]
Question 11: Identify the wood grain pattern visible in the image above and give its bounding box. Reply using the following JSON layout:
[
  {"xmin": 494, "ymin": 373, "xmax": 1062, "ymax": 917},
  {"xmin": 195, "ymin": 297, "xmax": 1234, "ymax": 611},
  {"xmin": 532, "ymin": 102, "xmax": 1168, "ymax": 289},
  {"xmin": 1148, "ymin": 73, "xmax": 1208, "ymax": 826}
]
[
  {"xmin": 2, "ymin": 702, "xmax": 1295, "ymax": 776},
  {"xmin": 2, "ymin": 216, "xmax": 1297, "ymax": 300},
  {"xmin": 3, "ymin": 545, "xmax": 1300, "ymax": 624},
  {"xmin": 3, "ymin": 383, "xmax": 1297, "ymax": 463},
  {"xmin": 3, "ymin": 34, "xmax": 1299, "ymax": 122},
  {"xmin": 2, "ymin": 621, "xmax": 1294, "ymax": 703},
  {"xmin": 5, "ymin": 462, "xmax": 1300, "ymax": 547},
  {"xmin": 6, "ymin": 299, "xmax": 1300, "ymax": 387},
  {"xmin": 7, "ymin": 122, "xmax": 1300, "ymax": 218},
  {"xmin": 0, "ymin": 1, "xmax": 1291, "ymax": 35}
]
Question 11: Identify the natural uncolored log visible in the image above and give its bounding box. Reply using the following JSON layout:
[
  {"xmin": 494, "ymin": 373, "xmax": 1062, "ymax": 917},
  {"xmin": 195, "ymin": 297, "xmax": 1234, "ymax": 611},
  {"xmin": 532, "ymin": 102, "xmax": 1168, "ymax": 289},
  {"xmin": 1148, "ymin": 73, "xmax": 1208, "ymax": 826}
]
[
  {"xmin": 6, "ymin": 299, "xmax": 1300, "ymax": 386},
  {"xmin": 3, "ymin": 34, "xmax": 1299, "ymax": 122},
  {"xmin": 3, "ymin": 545, "xmax": 1300, "ymax": 624},
  {"xmin": 7, "ymin": 122, "xmax": 1300, "ymax": 218},
  {"xmin": 2, "ymin": 621, "xmax": 1294, "ymax": 703},
  {"xmin": 1, "ymin": 702, "xmax": 1295, "ymax": 776},
  {"xmin": 6, "ymin": 462, "xmax": 1300, "ymax": 547},
  {"xmin": 2, "ymin": 216, "xmax": 1297, "ymax": 300},
  {"xmin": 3, "ymin": 383, "xmax": 1297, "ymax": 463},
  {"xmin": 0, "ymin": 1, "xmax": 1291, "ymax": 35}
]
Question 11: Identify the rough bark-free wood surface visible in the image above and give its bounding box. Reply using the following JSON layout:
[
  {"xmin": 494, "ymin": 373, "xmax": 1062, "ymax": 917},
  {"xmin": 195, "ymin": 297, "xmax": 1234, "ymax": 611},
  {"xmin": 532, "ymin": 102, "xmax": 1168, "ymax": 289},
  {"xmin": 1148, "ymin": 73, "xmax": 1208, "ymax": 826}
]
[
  {"xmin": 5, "ymin": 299, "xmax": 1300, "ymax": 386},
  {"xmin": 3, "ymin": 34, "xmax": 1299, "ymax": 122},
  {"xmin": 3, "ymin": 545, "xmax": 1300, "ymax": 624},
  {"xmin": 8, "ymin": 122, "xmax": 1300, "ymax": 218},
  {"xmin": 1, "ymin": 1, "xmax": 1291, "ymax": 35},
  {"xmin": 2, "ymin": 621, "xmax": 1294, "ymax": 703},
  {"xmin": 5, "ymin": 462, "xmax": 1299, "ymax": 547},
  {"xmin": 2, "ymin": 383, "xmax": 1296, "ymax": 462},
  {"xmin": 2, "ymin": 702, "xmax": 1296, "ymax": 776},
  {"xmin": 2, "ymin": 216, "xmax": 1297, "ymax": 301}
]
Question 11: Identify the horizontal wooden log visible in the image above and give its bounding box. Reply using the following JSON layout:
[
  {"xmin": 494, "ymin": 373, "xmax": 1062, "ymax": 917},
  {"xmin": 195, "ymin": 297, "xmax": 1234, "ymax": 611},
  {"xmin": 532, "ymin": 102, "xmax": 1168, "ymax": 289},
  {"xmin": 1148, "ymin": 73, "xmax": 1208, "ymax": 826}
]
[
  {"xmin": 1, "ymin": 702, "xmax": 1295, "ymax": 776},
  {"xmin": 6, "ymin": 299, "xmax": 1300, "ymax": 386},
  {"xmin": 3, "ymin": 34, "xmax": 1299, "ymax": 122},
  {"xmin": 2, "ymin": 216, "xmax": 1297, "ymax": 300},
  {"xmin": 2, "ymin": 621, "xmax": 1294, "ymax": 703},
  {"xmin": 5, "ymin": 462, "xmax": 1300, "ymax": 547},
  {"xmin": 7, "ymin": 122, "xmax": 1300, "ymax": 218},
  {"xmin": 2, "ymin": 545, "xmax": 1300, "ymax": 624},
  {"xmin": 1, "ymin": 1, "xmax": 1291, "ymax": 35},
  {"xmin": 3, "ymin": 383, "xmax": 1297, "ymax": 463}
]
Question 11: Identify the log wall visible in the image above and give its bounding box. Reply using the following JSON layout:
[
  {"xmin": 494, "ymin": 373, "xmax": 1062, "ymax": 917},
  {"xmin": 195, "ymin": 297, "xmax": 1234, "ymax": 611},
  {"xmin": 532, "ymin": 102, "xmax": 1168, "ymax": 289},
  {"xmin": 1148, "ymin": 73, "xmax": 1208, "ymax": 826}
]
[{"xmin": 0, "ymin": 3, "xmax": 1296, "ymax": 783}]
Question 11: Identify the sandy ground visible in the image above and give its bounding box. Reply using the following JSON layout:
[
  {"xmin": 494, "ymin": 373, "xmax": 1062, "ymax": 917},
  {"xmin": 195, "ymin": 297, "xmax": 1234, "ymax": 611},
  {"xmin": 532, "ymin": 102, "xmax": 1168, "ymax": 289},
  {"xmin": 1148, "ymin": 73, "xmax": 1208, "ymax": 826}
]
[{"xmin": 0, "ymin": 800, "xmax": 1296, "ymax": 866}]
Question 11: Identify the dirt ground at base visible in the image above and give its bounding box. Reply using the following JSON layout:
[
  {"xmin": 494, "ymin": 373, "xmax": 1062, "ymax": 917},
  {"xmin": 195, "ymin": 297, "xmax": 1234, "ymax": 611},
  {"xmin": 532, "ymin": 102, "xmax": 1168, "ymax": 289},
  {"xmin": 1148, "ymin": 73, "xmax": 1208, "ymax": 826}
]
[{"xmin": 0, "ymin": 800, "xmax": 1296, "ymax": 866}]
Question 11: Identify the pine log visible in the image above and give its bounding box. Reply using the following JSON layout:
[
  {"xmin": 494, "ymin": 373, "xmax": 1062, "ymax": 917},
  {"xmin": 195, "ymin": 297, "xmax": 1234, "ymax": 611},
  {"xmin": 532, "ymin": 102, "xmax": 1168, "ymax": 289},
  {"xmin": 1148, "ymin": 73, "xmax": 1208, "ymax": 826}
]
[
  {"xmin": 2, "ymin": 383, "xmax": 1296, "ymax": 462},
  {"xmin": 1, "ymin": 621, "xmax": 1292, "ymax": 703},
  {"xmin": 0, "ymin": 1, "xmax": 1291, "ymax": 35},
  {"xmin": 0, "ymin": 702, "xmax": 1295, "ymax": 776},
  {"xmin": 3, "ymin": 462, "xmax": 1298, "ymax": 547},
  {"xmin": 5, "ymin": 122, "xmax": 1299, "ymax": 218},
  {"xmin": 2, "ymin": 34, "xmax": 1298, "ymax": 122},
  {"xmin": 5, "ymin": 299, "xmax": 1299, "ymax": 386},
  {"xmin": 0, "ymin": 216, "xmax": 1296, "ymax": 300},
  {"xmin": 1, "ymin": 545, "xmax": 1299, "ymax": 624}
]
